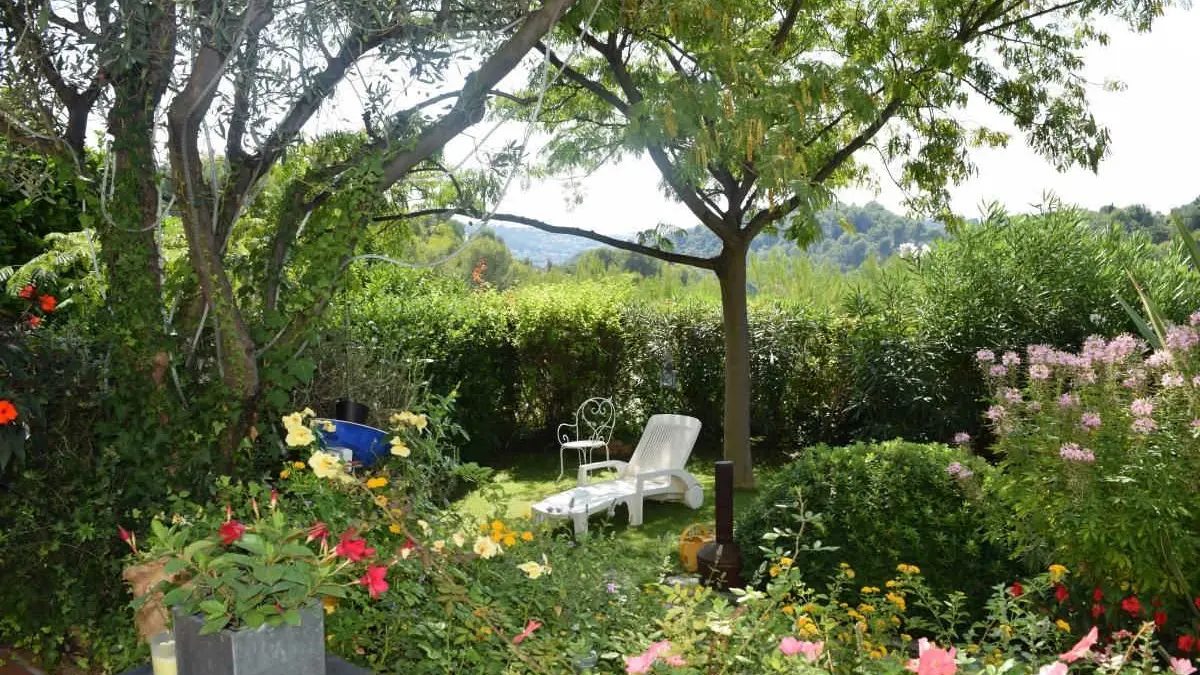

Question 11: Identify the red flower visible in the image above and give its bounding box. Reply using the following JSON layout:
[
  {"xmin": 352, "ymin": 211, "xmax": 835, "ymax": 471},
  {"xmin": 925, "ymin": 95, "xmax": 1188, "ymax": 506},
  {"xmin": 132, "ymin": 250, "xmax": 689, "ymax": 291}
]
[
  {"xmin": 1121, "ymin": 596, "xmax": 1142, "ymax": 616},
  {"xmin": 118, "ymin": 526, "xmax": 136, "ymax": 551},
  {"xmin": 1179, "ymin": 635, "xmax": 1197, "ymax": 654},
  {"xmin": 1154, "ymin": 611, "xmax": 1167, "ymax": 629},
  {"xmin": 401, "ymin": 537, "xmax": 416, "ymax": 552},
  {"xmin": 18, "ymin": 284, "xmax": 35, "ymax": 300},
  {"xmin": 1090, "ymin": 603, "xmax": 1105, "ymax": 619},
  {"xmin": 335, "ymin": 528, "xmax": 375, "ymax": 562},
  {"xmin": 38, "ymin": 295, "xmax": 57, "ymax": 313},
  {"xmin": 1093, "ymin": 587, "xmax": 1105, "ymax": 602},
  {"xmin": 269, "ymin": 489, "xmax": 278, "ymax": 509},
  {"xmin": 512, "ymin": 620, "xmax": 541, "ymax": 645},
  {"xmin": 26, "ymin": 315, "xmax": 41, "ymax": 329},
  {"xmin": 1195, "ymin": 597, "xmax": 1200, "ymax": 611},
  {"xmin": 1054, "ymin": 584, "xmax": 1070, "ymax": 603},
  {"xmin": 219, "ymin": 520, "xmax": 247, "ymax": 545},
  {"xmin": 1009, "ymin": 582, "xmax": 1024, "ymax": 597},
  {"xmin": 307, "ymin": 521, "xmax": 330, "ymax": 544},
  {"xmin": 0, "ymin": 400, "xmax": 17, "ymax": 425},
  {"xmin": 358, "ymin": 565, "xmax": 388, "ymax": 599}
]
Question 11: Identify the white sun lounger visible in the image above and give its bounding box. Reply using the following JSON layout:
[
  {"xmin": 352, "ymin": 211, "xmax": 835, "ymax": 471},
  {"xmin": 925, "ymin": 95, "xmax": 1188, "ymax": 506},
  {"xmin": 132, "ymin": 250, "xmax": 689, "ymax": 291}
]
[{"xmin": 531, "ymin": 414, "xmax": 704, "ymax": 534}]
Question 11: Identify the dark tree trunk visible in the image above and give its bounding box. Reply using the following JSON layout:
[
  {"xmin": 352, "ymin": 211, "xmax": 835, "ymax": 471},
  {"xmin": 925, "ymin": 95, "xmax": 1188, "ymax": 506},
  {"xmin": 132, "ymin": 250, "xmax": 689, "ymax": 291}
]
[{"xmin": 716, "ymin": 239, "xmax": 754, "ymax": 488}]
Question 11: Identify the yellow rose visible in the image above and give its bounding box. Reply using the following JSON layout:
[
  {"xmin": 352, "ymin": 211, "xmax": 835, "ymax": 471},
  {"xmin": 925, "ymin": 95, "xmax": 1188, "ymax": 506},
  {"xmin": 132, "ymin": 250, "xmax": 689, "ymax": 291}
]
[
  {"xmin": 389, "ymin": 437, "xmax": 410, "ymax": 457},
  {"xmin": 319, "ymin": 420, "xmax": 336, "ymax": 432},
  {"xmin": 282, "ymin": 412, "xmax": 304, "ymax": 430},
  {"xmin": 502, "ymin": 534, "xmax": 516, "ymax": 547},
  {"xmin": 389, "ymin": 523, "xmax": 403, "ymax": 534},
  {"xmin": 366, "ymin": 477, "xmax": 388, "ymax": 489},
  {"xmin": 896, "ymin": 564, "xmax": 921, "ymax": 575},
  {"xmin": 491, "ymin": 520, "xmax": 505, "ymax": 532},
  {"xmin": 861, "ymin": 586, "xmax": 880, "ymax": 594},
  {"xmin": 300, "ymin": 407, "xmax": 316, "ymax": 418},
  {"xmin": 286, "ymin": 425, "xmax": 316, "ymax": 448},
  {"xmin": 473, "ymin": 535, "xmax": 501, "ymax": 559},
  {"xmin": 782, "ymin": 605, "xmax": 795, "ymax": 615},
  {"xmin": 308, "ymin": 451, "xmax": 343, "ymax": 479}
]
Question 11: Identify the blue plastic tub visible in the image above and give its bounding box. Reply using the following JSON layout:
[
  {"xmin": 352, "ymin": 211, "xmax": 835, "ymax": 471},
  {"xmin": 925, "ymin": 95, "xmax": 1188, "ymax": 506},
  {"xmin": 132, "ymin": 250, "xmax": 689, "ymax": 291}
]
[{"xmin": 314, "ymin": 419, "xmax": 390, "ymax": 467}]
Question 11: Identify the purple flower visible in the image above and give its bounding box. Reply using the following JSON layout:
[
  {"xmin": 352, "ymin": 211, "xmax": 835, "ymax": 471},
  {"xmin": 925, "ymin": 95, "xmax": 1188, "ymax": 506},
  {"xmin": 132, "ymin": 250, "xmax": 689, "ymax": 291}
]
[
  {"xmin": 985, "ymin": 405, "xmax": 1006, "ymax": 421},
  {"xmin": 1079, "ymin": 412, "xmax": 1102, "ymax": 431},
  {"xmin": 1105, "ymin": 334, "xmax": 1142, "ymax": 363},
  {"xmin": 1059, "ymin": 443, "xmax": 1096, "ymax": 463},
  {"xmin": 952, "ymin": 432, "xmax": 971, "ymax": 445},
  {"xmin": 1166, "ymin": 325, "xmax": 1200, "ymax": 351},
  {"xmin": 1003, "ymin": 388, "xmax": 1022, "ymax": 404},
  {"xmin": 1161, "ymin": 372, "xmax": 1185, "ymax": 388},
  {"xmin": 606, "ymin": 582, "xmax": 618, "ymax": 593},
  {"xmin": 1058, "ymin": 393, "xmax": 1079, "ymax": 409},
  {"xmin": 1131, "ymin": 417, "xmax": 1157, "ymax": 434},
  {"xmin": 976, "ymin": 349, "xmax": 996, "ymax": 363},
  {"xmin": 1077, "ymin": 370, "xmax": 1097, "ymax": 384},
  {"xmin": 1027, "ymin": 344, "xmax": 1054, "ymax": 364},
  {"xmin": 1146, "ymin": 351, "xmax": 1173, "ymax": 368},
  {"xmin": 946, "ymin": 462, "xmax": 974, "ymax": 479},
  {"xmin": 1191, "ymin": 419, "xmax": 1200, "ymax": 429},
  {"xmin": 1001, "ymin": 351, "xmax": 1021, "ymax": 367},
  {"xmin": 989, "ymin": 365, "xmax": 1008, "ymax": 377},
  {"xmin": 1122, "ymin": 377, "xmax": 1139, "ymax": 389},
  {"xmin": 1190, "ymin": 311, "xmax": 1200, "ymax": 327},
  {"xmin": 1130, "ymin": 398, "xmax": 1154, "ymax": 417},
  {"xmin": 1029, "ymin": 364, "xmax": 1051, "ymax": 380}
]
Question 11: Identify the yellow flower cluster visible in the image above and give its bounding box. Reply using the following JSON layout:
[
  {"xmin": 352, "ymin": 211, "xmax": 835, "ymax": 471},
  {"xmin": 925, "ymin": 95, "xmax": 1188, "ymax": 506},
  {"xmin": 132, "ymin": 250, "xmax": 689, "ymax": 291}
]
[
  {"xmin": 896, "ymin": 564, "xmax": 921, "ymax": 575},
  {"xmin": 885, "ymin": 592, "xmax": 907, "ymax": 612},
  {"xmin": 390, "ymin": 411, "xmax": 428, "ymax": 432},
  {"xmin": 861, "ymin": 586, "xmax": 880, "ymax": 594},
  {"xmin": 1055, "ymin": 619, "xmax": 1071, "ymax": 632},
  {"xmin": 283, "ymin": 409, "xmax": 317, "ymax": 448},
  {"xmin": 795, "ymin": 615, "xmax": 820, "ymax": 639},
  {"xmin": 366, "ymin": 477, "xmax": 388, "ymax": 489},
  {"xmin": 838, "ymin": 562, "xmax": 856, "ymax": 579},
  {"xmin": 481, "ymin": 520, "xmax": 533, "ymax": 547}
]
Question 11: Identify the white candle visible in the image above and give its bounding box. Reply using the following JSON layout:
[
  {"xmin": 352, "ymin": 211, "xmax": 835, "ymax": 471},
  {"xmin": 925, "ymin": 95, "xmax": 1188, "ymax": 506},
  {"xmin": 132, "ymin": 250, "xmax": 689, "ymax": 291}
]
[{"xmin": 150, "ymin": 633, "xmax": 177, "ymax": 675}]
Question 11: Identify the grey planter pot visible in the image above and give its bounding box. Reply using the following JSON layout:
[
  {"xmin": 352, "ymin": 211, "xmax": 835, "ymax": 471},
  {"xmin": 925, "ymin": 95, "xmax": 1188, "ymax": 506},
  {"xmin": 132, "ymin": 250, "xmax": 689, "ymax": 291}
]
[{"xmin": 174, "ymin": 606, "xmax": 326, "ymax": 675}]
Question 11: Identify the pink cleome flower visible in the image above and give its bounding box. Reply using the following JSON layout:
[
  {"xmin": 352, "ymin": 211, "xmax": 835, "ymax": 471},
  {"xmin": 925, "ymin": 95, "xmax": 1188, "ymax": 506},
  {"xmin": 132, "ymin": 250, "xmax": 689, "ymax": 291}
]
[
  {"xmin": 1131, "ymin": 417, "xmax": 1157, "ymax": 434},
  {"xmin": 1059, "ymin": 443, "xmax": 1096, "ymax": 463},
  {"xmin": 989, "ymin": 365, "xmax": 1008, "ymax": 377},
  {"xmin": 1029, "ymin": 364, "xmax": 1052, "ymax": 380},
  {"xmin": 985, "ymin": 405, "xmax": 1006, "ymax": 421},
  {"xmin": 1162, "ymin": 373, "xmax": 1185, "ymax": 388},
  {"xmin": 1130, "ymin": 398, "xmax": 1154, "ymax": 417},
  {"xmin": 1002, "ymin": 351, "xmax": 1021, "ymax": 367},
  {"xmin": 946, "ymin": 462, "xmax": 974, "ymax": 480},
  {"xmin": 1079, "ymin": 412, "xmax": 1102, "ymax": 431},
  {"xmin": 976, "ymin": 349, "xmax": 996, "ymax": 363},
  {"xmin": 952, "ymin": 432, "xmax": 971, "ymax": 445},
  {"xmin": 1058, "ymin": 393, "xmax": 1079, "ymax": 409}
]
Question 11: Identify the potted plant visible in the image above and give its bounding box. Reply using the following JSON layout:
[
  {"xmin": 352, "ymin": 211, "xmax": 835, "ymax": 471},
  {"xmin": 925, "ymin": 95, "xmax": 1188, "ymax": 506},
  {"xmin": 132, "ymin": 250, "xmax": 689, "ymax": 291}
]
[{"xmin": 122, "ymin": 493, "xmax": 389, "ymax": 675}]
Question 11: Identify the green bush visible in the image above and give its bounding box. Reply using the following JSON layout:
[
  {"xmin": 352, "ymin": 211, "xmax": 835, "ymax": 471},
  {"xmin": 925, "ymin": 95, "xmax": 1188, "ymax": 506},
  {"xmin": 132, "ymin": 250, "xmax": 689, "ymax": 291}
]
[{"xmin": 734, "ymin": 440, "xmax": 1017, "ymax": 602}]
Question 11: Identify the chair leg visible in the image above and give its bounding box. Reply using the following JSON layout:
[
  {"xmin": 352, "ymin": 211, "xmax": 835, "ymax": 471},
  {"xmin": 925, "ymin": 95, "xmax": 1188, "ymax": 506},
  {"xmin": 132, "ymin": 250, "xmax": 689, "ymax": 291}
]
[
  {"xmin": 557, "ymin": 446, "xmax": 566, "ymax": 482},
  {"xmin": 627, "ymin": 497, "xmax": 643, "ymax": 527},
  {"xmin": 572, "ymin": 511, "xmax": 588, "ymax": 535}
]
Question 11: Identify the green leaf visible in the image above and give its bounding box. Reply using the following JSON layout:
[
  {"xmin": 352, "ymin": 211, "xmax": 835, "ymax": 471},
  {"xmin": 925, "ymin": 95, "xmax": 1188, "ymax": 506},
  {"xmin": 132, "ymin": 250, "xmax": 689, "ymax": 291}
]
[
  {"xmin": 280, "ymin": 543, "xmax": 316, "ymax": 558},
  {"xmin": 244, "ymin": 610, "xmax": 266, "ymax": 629},
  {"xmin": 200, "ymin": 616, "xmax": 229, "ymax": 635},
  {"xmin": 234, "ymin": 533, "xmax": 267, "ymax": 555},
  {"xmin": 162, "ymin": 587, "xmax": 191, "ymax": 607},
  {"xmin": 183, "ymin": 539, "xmax": 216, "ymax": 560},
  {"xmin": 163, "ymin": 557, "xmax": 190, "ymax": 575},
  {"xmin": 199, "ymin": 599, "xmax": 225, "ymax": 616},
  {"xmin": 252, "ymin": 564, "xmax": 284, "ymax": 585},
  {"xmin": 282, "ymin": 608, "xmax": 302, "ymax": 627}
]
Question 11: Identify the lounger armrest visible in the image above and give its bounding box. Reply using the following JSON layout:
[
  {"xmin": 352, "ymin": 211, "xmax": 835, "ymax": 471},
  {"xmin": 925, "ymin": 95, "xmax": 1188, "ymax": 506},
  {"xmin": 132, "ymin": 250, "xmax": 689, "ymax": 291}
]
[
  {"xmin": 577, "ymin": 460, "xmax": 628, "ymax": 485},
  {"xmin": 634, "ymin": 469, "xmax": 698, "ymax": 495}
]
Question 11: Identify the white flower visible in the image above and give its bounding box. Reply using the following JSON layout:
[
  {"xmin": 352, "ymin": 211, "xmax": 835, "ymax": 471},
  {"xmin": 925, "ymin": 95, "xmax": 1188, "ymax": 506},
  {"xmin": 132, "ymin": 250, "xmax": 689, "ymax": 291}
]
[
  {"xmin": 517, "ymin": 555, "xmax": 551, "ymax": 579},
  {"xmin": 417, "ymin": 519, "xmax": 430, "ymax": 534},
  {"xmin": 389, "ymin": 437, "xmax": 411, "ymax": 457},
  {"xmin": 285, "ymin": 424, "xmax": 316, "ymax": 448},
  {"xmin": 733, "ymin": 588, "xmax": 766, "ymax": 604},
  {"xmin": 452, "ymin": 532, "xmax": 466, "ymax": 547},
  {"xmin": 473, "ymin": 535, "xmax": 501, "ymax": 559},
  {"xmin": 307, "ymin": 450, "xmax": 343, "ymax": 479},
  {"xmin": 708, "ymin": 619, "xmax": 734, "ymax": 636}
]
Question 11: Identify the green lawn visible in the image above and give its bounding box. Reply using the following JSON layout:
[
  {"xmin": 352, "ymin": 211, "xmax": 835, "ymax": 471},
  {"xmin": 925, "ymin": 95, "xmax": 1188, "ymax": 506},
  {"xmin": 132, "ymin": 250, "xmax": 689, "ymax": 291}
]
[{"xmin": 455, "ymin": 450, "xmax": 768, "ymax": 561}]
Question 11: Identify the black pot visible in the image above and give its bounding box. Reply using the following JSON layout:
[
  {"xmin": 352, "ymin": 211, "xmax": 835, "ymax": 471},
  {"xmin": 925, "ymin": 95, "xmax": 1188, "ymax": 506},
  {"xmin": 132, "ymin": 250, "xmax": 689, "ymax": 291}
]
[{"xmin": 334, "ymin": 398, "xmax": 369, "ymax": 424}]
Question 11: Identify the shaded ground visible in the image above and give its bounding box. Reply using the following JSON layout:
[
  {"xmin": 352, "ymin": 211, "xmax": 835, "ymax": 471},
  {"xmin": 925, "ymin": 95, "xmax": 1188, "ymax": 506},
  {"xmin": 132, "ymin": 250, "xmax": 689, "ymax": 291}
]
[{"xmin": 455, "ymin": 449, "xmax": 769, "ymax": 562}]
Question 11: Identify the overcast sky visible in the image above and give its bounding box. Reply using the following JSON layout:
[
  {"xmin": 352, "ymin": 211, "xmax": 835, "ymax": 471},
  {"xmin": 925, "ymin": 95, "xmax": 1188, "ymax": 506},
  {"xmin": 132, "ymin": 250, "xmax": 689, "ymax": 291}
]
[{"xmin": 434, "ymin": 8, "xmax": 1200, "ymax": 236}]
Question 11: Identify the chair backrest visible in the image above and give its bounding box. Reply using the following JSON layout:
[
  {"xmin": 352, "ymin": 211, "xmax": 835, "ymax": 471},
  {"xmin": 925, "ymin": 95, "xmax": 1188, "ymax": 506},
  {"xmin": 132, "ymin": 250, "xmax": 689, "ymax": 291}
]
[
  {"xmin": 563, "ymin": 397, "xmax": 616, "ymax": 444},
  {"xmin": 624, "ymin": 414, "xmax": 702, "ymax": 476}
]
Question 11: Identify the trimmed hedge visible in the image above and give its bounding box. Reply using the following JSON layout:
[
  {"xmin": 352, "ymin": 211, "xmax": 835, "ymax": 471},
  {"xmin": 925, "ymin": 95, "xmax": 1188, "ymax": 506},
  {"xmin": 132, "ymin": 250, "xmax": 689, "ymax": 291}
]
[{"xmin": 734, "ymin": 440, "xmax": 1018, "ymax": 602}]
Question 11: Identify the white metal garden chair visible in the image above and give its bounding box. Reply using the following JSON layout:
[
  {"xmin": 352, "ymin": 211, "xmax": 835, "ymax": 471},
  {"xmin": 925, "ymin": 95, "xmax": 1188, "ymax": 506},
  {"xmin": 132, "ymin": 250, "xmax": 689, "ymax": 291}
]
[
  {"xmin": 556, "ymin": 397, "xmax": 616, "ymax": 481},
  {"xmin": 533, "ymin": 414, "xmax": 704, "ymax": 535}
]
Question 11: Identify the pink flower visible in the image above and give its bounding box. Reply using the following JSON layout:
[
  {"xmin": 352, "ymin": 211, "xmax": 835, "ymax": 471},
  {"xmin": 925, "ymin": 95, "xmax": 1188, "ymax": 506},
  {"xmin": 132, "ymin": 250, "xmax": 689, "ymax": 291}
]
[
  {"xmin": 946, "ymin": 462, "xmax": 973, "ymax": 479},
  {"xmin": 1165, "ymin": 326, "xmax": 1199, "ymax": 351},
  {"xmin": 1030, "ymin": 364, "xmax": 1052, "ymax": 380},
  {"xmin": 989, "ymin": 365, "xmax": 1008, "ymax": 377},
  {"xmin": 1058, "ymin": 393, "xmax": 1079, "ymax": 409},
  {"xmin": 1130, "ymin": 398, "xmax": 1154, "ymax": 417},
  {"xmin": 986, "ymin": 405, "xmax": 1006, "ymax": 421},
  {"xmin": 1002, "ymin": 351, "xmax": 1021, "ymax": 366},
  {"xmin": 1162, "ymin": 372, "xmax": 1186, "ymax": 388},
  {"xmin": 906, "ymin": 638, "xmax": 957, "ymax": 675},
  {"xmin": 1170, "ymin": 658, "xmax": 1197, "ymax": 675},
  {"xmin": 1147, "ymin": 350, "xmax": 1173, "ymax": 368},
  {"xmin": 1131, "ymin": 417, "xmax": 1157, "ymax": 434},
  {"xmin": 976, "ymin": 349, "xmax": 996, "ymax": 363},
  {"xmin": 1079, "ymin": 413, "xmax": 1101, "ymax": 430},
  {"xmin": 1059, "ymin": 443, "xmax": 1096, "ymax": 463},
  {"xmin": 663, "ymin": 655, "xmax": 686, "ymax": 667},
  {"xmin": 780, "ymin": 638, "xmax": 823, "ymax": 662},
  {"xmin": 1003, "ymin": 388, "xmax": 1022, "ymax": 404},
  {"xmin": 1038, "ymin": 662, "xmax": 1069, "ymax": 675},
  {"xmin": 1059, "ymin": 626, "xmax": 1098, "ymax": 663},
  {"xmin": 1191, "ymin": 311, "xmax": 1200, "ymax": 327},
  {"xmin": 625, "ymin": 641, "xmax": 684, "ymax": 673},
  {"xmin": 952, "ymin": 432, "xmax": 971, "ymax": 445},
  {"xmin": 625, "ymin": 654, "xmax": 654, "ymax": 674},
  {"xmin": 512, "ymin": 619, "xmax": 541, "ymax": 644}
]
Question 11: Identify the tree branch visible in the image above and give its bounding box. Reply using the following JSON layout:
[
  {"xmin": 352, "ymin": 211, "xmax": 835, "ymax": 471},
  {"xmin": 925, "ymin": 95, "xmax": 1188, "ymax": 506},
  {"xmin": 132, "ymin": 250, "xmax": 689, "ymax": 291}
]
[
  {"xmin": 771, "ymin": 0, "xmax": 804, "ymax": 53},
  {"xmin": 373, "ymin": 208, "xmax": 720, "ymax": 269},
  {"xmin": 533, "ymin": 42, "xmax": 630, "ymax": 113}
]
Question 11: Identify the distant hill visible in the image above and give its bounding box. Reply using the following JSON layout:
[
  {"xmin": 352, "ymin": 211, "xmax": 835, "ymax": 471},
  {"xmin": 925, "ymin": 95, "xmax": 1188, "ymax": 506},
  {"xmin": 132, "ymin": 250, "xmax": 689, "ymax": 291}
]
[{"xmin": 486, "ymin": 225, "xmax": 603, "ymax": 267}]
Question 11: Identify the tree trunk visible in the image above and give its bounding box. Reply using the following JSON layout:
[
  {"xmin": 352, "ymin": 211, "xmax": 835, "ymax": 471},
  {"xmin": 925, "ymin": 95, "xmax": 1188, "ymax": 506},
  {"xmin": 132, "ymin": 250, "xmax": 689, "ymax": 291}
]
[{"xmin": 716, "ymin": 240, "xmax": 755, "ymax": 488}]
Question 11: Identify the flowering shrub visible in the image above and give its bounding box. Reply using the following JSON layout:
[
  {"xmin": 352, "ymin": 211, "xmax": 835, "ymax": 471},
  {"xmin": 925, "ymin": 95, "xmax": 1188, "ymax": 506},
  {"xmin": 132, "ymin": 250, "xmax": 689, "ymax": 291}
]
[
  {"xmin": 979, "ymin": 337, "xmax": 1200, "ymax": 605},
  {"xmin": 631, "ymin": 560, "xmax": 1188, "ymax": 675},
  {"xmin": 0, "ymin": 283, "xmax": 61, "ymax": 470},
  {"xmin": 736, "ymin": 440, "xmax": 1016, "ymax": 604}
]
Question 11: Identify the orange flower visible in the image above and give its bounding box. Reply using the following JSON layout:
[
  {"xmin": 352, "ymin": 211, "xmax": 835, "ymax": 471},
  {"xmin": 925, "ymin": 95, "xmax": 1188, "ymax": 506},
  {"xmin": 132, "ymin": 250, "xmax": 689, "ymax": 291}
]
[
  {"xmin": 38, "ymin": 295, "xmax": 57, "ymax": 312},
  {"xmin": 0, "ymin": 400, "xmax": 17, "ymax": 424}
]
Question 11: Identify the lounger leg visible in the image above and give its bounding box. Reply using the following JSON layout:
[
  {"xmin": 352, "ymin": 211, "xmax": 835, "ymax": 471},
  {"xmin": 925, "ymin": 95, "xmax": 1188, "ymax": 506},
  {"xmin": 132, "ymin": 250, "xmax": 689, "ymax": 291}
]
[
  {"xmin": 558, "ymin": 446, "xmax": 565, "ymax": 482},
  {"xmin": 628, "ymin": 497, "xmax": 643, "ymax": 527},
  {"xmin": 572, "ymin": 511, "xmax": 588, "ymax": 535}
]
